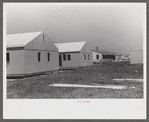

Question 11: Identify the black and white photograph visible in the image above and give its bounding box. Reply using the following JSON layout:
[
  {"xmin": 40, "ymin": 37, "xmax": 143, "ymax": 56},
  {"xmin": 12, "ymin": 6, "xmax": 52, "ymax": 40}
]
[{"xmin": 3, "ymin": 2, "xmax": 146, "ymax": 119}]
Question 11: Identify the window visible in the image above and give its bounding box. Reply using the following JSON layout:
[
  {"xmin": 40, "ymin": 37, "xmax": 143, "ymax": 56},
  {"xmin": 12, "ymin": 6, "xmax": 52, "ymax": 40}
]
[
  {"xmin": 43, "ymin": 34, "xmax": 44, "ymax": 42},
  {"xmin": 63, "ymin": 54, "xmax": 66, "ymax": 61},
  {"xmin": 88, "ymin": 54, "xmax": 89, "ymax": 60},
  {"xmin": 47, "ymin": 53, "xmax": 50, "ymax": 61},
  {"xmin": 84, "ymin": 54, "xmax": 86, "ymax": 60},
  {"xmin": 96, "ymin": 55, "xmax": 99, "ymax": 59},
  {"xmin": 67, "ymin": 54, "xmax": 71, "ymax": 61},
  {"xmin": 7, "ymin": 53, "xmax": 10, "ymax": 63},
  {"xmin": 38, "ymin": 52, "xmax": 41, "ymax": 62}
]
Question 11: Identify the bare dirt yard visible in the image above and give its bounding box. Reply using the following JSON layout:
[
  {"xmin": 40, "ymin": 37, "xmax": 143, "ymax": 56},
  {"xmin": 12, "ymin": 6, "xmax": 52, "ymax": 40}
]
[{"xmin": 7, "ymin": 61, "xmax": 143, "ymax": 99}]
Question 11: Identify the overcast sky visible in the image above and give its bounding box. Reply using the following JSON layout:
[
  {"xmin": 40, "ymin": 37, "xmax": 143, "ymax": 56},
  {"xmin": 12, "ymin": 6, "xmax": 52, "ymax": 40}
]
[{"xmin": 5, "ymin": 3, "xmax": 145, "ymax": 54}]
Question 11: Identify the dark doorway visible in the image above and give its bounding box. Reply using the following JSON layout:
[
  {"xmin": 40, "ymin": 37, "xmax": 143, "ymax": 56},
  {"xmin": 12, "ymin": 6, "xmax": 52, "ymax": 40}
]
[
  {"xmin": 59, "ymin": 55, "xmax": 62, "ymax": 67},
  {"xmin": 103, "ymin": 55, "xmax": 115, "ymax": 60}
]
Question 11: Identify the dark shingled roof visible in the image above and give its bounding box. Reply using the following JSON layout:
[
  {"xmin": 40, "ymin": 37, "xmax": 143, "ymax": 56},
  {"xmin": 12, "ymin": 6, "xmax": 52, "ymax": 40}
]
[{"xmin": 92, "ymin": 50, "xmax": 117, "ymax": 55}]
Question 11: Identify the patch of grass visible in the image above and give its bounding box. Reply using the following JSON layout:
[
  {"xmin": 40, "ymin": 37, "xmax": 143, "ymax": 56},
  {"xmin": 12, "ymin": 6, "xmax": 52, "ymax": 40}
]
[{"xmin": 7, "ymin": 62, "xmax": 143, "ymax": 99}]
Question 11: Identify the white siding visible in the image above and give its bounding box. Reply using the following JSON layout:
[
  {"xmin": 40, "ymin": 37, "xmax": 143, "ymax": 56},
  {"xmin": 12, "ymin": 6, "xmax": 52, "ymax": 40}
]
[
  {"xmin": 92, "ymin": 51, "xmax": 102, "ymax": 62},
  {"xmin": 57, "ymin": 40, "xmax": 94, "ymax": 68},
  {"xmin": 7, "ymin": 50, "xmax": 25, "ymax": 75},
  {"xmin": 24, "ymin": 32, "xmax": 59, "ymax": 73},
  {"xmin": 80, "ymin": 52, "xmax": 93, "ymax": 66},
  {"xmin": 7, "ymin": 32, "xmax": 59, "ymax": 76},
  {"xmin": 60, "ymin": 52, "xmax": 93, "ymax": 68},
  {"xmin": 47, "ymin": 51, "xmax": 59, "ymax": 71},
  {"xmin": 130, "ymin": 50, "xmax": 143, "ymax": 64},
  {"xmin": 25, "ymin": 32, "xmax": 58, "ymax": 51},
  {"xmin": 25, "ymin": 50, "xmax": 59, "ymax": 74}
]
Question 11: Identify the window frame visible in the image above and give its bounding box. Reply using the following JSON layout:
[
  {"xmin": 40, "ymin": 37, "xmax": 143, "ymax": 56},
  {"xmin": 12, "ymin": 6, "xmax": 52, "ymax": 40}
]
[
  {"xmin": 38, "ymin": 52, "xmax": 41, "ymax": 62},
  {"xmin": 96, "ymin": 54, "xmax": 99, "ymax": 60},
  {"xmin": 88, "ymin": 54, "xmax": 89, "ymax": 60},
  {"xmin": 47, "ymin": 53, "xmax": 50, "ymax": 61},
  {"xmin": 84, "ymin": 54, "xmax": 86, "ymax": 60},
  {"xmin": 63, "ymin": 54, "xmax": 66, "ymax": 61},
  {"xmin": 7, "ymin": 52, "xmax": 10, "ymax": 63},
  {"xmin": 67, "ymin": 54, "xmax": 71, "ymax": 61}
]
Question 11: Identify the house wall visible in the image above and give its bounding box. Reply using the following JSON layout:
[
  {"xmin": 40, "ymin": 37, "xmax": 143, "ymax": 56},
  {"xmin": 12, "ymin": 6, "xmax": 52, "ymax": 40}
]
[
  {"xmin": 7, "ymin": 32, "xmax": 59, "ymax": 76},
  {"xmin": 25, "ymin": 50, "xmax": 59, "ymax": 74},
  {"xmin": 130, "ymin": 50, "xmax": 143, "ymax": 64},
  {"xmin": 86, "ymin": 40, "xmax": 97, "ymax": 51},
  {"xmin": 92, "ymin": 51, "xmax": 102, "ymax": 62},
  {"xmin": 24, "ymin": 32, "xmax": 59, "ymax": 74},
  {"xmin": 81, "ymin": 41, "xmax": 96, "ymax": 53},
  {"xmin": 7, "ymin": 50, "xmax": 25, "ymax": 75},
  {"xmin": 60, "ymin": 52, "xmax": 93, "ymax": 68}
]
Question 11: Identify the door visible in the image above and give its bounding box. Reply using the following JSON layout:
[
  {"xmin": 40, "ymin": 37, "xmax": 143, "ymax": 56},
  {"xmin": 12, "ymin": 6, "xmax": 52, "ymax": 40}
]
[{"xmin": 59, "ymin": 55, "xmax": 62, "ymax": 67}]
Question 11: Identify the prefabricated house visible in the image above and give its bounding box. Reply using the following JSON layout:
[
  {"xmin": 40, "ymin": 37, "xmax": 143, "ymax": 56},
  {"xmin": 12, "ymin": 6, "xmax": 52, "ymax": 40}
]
[
  {"xmin": 116, "ymin": 54, "xmax": 130, "ymax": 62},
  {"xmin": 92, "ymin": 50, "xmax": 116, "ymax": 63},
  {"xmin": 6, "ymin": 31, "xmax": 59, "ymax": 77},
  {"xmin": 92, "ymin": 50, "xmax": 103, "ymax": 63},
  {"xmin": 130, "ymin": 43, "xmax": 143, "ymax": 64},
  {"xmin": 115, "ymin": 54, "xmax": 124, "ymax": 62},
  {"xmin": 55, "ymin": 41, "xmax": 96, "ymax": 68}
]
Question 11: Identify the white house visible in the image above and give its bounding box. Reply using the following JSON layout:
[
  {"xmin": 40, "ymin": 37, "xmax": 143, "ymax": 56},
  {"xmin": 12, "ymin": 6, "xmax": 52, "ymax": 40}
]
[
  {"xmin": 92, "ymin": 50, "xmax": 116, "ymax": 63},
  {"xmin": 6, "ymin": 31, "xmax": 59, "ymax": 77},
  {"xmin": 92, "ymin": 50, "xmax": 103, "ymax": 63},
  {"xmin": 116, "ymin": 54, "xmax": 130, "ymax": 62},
  {"xmin": 130, "ymin": 43, "xmax": 143, "ymax": 64},
  {"xmin": 115, "ymin": 54, "xmax": 124, "ymax": 62},
  {"xmin": 55, "ymin": 41, "xmax": 96, "ymax": 68}
]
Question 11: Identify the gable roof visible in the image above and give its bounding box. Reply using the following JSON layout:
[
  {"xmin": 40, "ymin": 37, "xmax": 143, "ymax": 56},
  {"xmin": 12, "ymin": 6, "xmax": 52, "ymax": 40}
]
[
  {"xmin": 55, "ymin": 41, "xmax": 86, "ymax": 53},
  {"xmin": 131, "ymin": 43, "xmax": 143, "ymax": 51},
  {"xmin": 92, "ymin": 50, "xmax": 117, "ymax": 55},
  {"xmin": 7, "ymin": 31, "xmax": 43, "ymax": 48}
]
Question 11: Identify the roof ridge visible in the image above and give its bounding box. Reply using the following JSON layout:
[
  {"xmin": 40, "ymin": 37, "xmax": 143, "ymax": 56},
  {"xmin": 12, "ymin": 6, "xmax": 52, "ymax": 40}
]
[
  {"xmin": 7, "ymin": 31, "xmax": 43, "ymax": 47},
  {"xmin": 130, "ymin": 42, "xmax": 143, "ymax": 51},
  {"xmin": 92, "ymin": 49, "xmax": 117, "ymax": 55},
  {"xmin": 55, "ymin": 41, "xmax": 86, "ymax": 45},
  {"xmin": 7, "ymin": 31, "xmax": 43, "ymax": 35}
]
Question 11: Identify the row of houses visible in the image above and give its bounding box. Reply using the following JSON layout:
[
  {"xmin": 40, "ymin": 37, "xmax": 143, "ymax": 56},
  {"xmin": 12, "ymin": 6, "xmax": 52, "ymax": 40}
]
[
  {"xmin": 6, "ymin": 31, "xmax": 143, "ymax": 77},
  {"xmin": 6, "ymin": 31, "xmax": 97, "ymax": 77}
]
